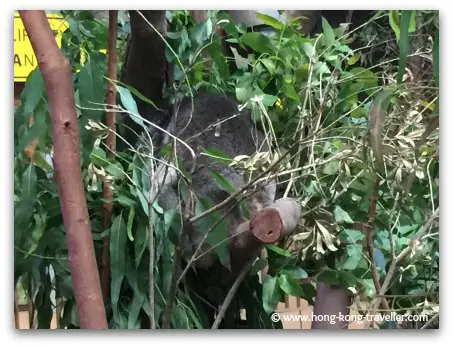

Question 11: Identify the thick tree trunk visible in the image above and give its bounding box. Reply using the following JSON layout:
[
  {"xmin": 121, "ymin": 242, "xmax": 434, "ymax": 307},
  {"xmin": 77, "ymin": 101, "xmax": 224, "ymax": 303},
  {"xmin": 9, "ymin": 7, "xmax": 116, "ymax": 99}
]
[
  {"xmin": 19, "ymin": 10, "xmax": 107, "ymax": 329},
  {"xmin": 120, "ymin": 10, "xmax": 169, "ymax": 145}
]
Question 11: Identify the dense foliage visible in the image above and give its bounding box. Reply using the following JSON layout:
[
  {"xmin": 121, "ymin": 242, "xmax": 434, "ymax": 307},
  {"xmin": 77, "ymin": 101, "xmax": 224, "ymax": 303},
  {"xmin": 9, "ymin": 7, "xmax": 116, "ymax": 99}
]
[{"xmin": 14, "ymin": 10, "xmax": 439, "ymax": 329}]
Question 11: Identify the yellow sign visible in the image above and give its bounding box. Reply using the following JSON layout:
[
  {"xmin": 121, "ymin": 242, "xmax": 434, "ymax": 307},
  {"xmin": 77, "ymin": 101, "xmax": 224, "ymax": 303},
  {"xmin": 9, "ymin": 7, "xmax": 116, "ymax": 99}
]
[{"xmin": 14, "ymin": 12, "xmax": 68, "ymax": 82}]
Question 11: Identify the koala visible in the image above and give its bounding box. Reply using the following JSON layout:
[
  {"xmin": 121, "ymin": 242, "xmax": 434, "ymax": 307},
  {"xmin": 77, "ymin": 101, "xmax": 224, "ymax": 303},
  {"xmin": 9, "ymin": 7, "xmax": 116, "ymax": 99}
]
[{"xmin": 148, "ymin": 91, "xmax": 276, "ymax": 269}]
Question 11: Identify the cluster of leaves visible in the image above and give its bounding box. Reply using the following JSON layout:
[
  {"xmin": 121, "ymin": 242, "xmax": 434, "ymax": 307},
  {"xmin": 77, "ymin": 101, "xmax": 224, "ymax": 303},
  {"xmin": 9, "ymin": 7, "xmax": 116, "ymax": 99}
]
[{"xmin": 161, "ymin": 10, "xmax": 439, "ymax": 324}]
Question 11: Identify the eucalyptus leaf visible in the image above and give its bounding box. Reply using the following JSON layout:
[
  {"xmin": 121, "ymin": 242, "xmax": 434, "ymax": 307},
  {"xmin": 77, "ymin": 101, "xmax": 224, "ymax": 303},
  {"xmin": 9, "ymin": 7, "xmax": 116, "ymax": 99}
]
[
  {"xmin": 14, "ymin": 164, "xmax": 38, "ymax": 245},
  {"xmin": 110, "ymin": 212, "xmax": 127, "ymax": 323},
  {"xmin": 116, "ymin": 86, "xmax": 145, "ymax": 127},
  {"xmin": 262, "ymin": 275, "xmax": 281, "ymax": 313},
  {"xmin": 281, "ymin": 266, "xmax": 308, "ymax": 279},
  {"xmin": 321, "ymin": 17, "xmax": 336, "ymax": 46},
  {"xmin": 22, "ymin": 68, "xmax": 44, "ymax": 117},
  {"xmin": 241, "ymin": 32, "xmax": 273, "ymax": 54},
  {"xmin": 334, "ymin": 205, "xmax": 354, "ymax": 224},
  {"xmin": 397, "ymin": 10, "xmax": 412, "ymax": 84},
  {"xmin": 278, "ymin": 274, "xmax": 305, "ymax": 297},
  {"xmin": 78, "ymin": 61, "xmax": 104, "ymax": 121}
]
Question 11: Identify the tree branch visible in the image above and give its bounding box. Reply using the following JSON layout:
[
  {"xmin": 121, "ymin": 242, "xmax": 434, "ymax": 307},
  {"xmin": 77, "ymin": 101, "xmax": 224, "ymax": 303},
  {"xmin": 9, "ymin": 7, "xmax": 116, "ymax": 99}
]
[
  {"xmin": 365, "ymin": 177, "xmax": 390, "ymax": 311},
  {"xmin": 19, "ymin": 10, "xmax": 107, "ymax": 329},
  {"xmin": 211, "ymin": 254, "xmax": 257, "ymax": 329},
  {"xmin": 100, "ymin": 9, "xmax": 118, "ymax": 303}
]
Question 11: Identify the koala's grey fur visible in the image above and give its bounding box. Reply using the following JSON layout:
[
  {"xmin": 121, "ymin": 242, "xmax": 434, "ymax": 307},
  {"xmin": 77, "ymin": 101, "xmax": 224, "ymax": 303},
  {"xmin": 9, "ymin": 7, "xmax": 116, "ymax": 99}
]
[{"xmin": 150, "ymin": 91, "xmax": 276, "ymax": 268}]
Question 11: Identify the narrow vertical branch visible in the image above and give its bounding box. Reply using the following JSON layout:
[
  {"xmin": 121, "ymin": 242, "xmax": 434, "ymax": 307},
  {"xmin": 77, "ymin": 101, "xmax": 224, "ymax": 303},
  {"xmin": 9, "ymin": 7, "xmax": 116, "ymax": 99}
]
[
  {"xmin": 148, "ymin": 196, "xmax": 155, "ymax": 329},
  {"xmin": 365, "ymin": 177, "xmax": 390, "ymax": 311},
  {"xmin": 160, "ymin": 195, "xmax": 194, "ymax": 329},
  {"xmin": 14, "ymin": 291, "xmax": 20, "ymax": 329},
  {"xmin": 211, "ymin": 254, "xmax": 257, "ymax": 329},
  {"xmin": 19, "ymin": 10, "xmax": 107, "ymax": 329},
  {"xmin": 100, "ymin": 9, "xmax": 118, "ymax": 302}
]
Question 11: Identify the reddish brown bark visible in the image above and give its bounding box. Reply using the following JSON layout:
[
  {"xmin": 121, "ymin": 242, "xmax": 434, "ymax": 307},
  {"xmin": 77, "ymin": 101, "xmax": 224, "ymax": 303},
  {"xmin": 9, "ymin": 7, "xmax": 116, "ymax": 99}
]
[
  {"xmin": 19, "ymin": 10, "xmax": 107, "ymax": 329},
  {"xmin": 100, "ymin": 9, "xmax": 118, "ymax": 302},
  {"xmin": 231, "ymin": 198, "xmax": 301, "ymax": 276}
]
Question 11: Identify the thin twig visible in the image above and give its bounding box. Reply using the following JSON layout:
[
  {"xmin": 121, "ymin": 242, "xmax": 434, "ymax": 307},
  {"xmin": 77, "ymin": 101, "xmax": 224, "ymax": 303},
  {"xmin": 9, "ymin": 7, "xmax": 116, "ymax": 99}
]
[{"xmin": 211, "ymin": 255, "xmax": 257, "ymax": 329}]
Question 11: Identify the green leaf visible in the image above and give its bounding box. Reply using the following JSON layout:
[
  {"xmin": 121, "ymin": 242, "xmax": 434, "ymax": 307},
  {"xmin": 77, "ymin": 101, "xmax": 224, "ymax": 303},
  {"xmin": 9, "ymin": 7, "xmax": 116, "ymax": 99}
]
[
  {"xmin": 78, "ymin": 61, "xmax": 104, "ymax": 121},
  {"xmin": 349, "ymin": 67, "xmax": 378, "ymax": 91},
  {"xmin": 351, "ymin": 107, "xmax": 368, "ymax": 119},
  {"xmin": 389, "ymin": 10, "xmax": 401, "ymax": 41},
  {"xmin": 193, "ymin": 199, "xmax": 230, "ymax": 268},
  {"xmin": 126, "ymin": 207, "xmax": 135, "ymax": 242},
  {"xmin": 241, "ymin": 32, "xmax": 273, "ymax": 54},
  {"xmin": 134, "ymin": 223, "xmax": 148, "ymax": 267},
  {"xmin": 185, "ymin": 305, "xmax": 203, "ymax": 329},
  {"xmin": 191, "ymin": 17, "xmax": 213, "ymax": 45},
  {"xmin": 278, "ymin": 274, "xmax": 305, "ymax": 297},
  {"xmin": 136, "ymin": 189, "xmax": 149, "ymax": 217},
  {"xmin": 281, "ymin": 266, "xmax": 308, "ymax": 279},
  {"xmin": 114, "ymin": 195, "xmax": 137, "ymax": 208},
  {"xmin": 301, "ymin": 42, "xmax": 314, "ymax": 59},
  {"xmin": 262, "ymin": 94, "xmax": 278, "ymax": 107},
  {"xmin": 262, "ymin": 275, "xmax": 281, "ymax": 313},
  {"xmin": 116, "ymin": 86, "xmax": 145, "ymax": 127},
  {"xmin": 201, "ymin": 147, "xmax": 232, "ymax": 165},
  {"xmin": 209, "ymin": 169, "xmax": 235, "ymax": 194},
  {"xmin": 265, "ymin": 244, "xmax": 291, "ymax": 257},
  {"xmin": 128, "ymin": 292, "xmax": 145, "ymax": 329},
  {"xmin": 409, "ymin": 10, "xmax": 416, "ymax": 32},
  {"xmin": 334, "ymin": 205, "xmax": 354, "ymax": 224},
  {"xmin": 282, "ymin": 85, "xmax": 299, "ymax": 101},
  {"xmin": 205, "ymin": 38, "xmax": 230, "ymax": 80},
  {"xmin": 171, "ymin": 305, "xmax": 190, "ymax": 329},
  {"xmin": 14, "ymin": 164, "xmax": 38, "ymax": 245},
  {"xmin": 321, "ymin": 17, "xmax": 336, "ymax": 45},
  {"xmin": 322, "ymin": 160, "xmax": 340, "ymax": 175},
  {"xmin": 250, "ymin": 258, "xmax": 267, "ymax": 274},
  {"xmin": 260, "ymin": 58, "xmax": 276, "ymax": 75},
  {"xmin": 105, "ymin": 163, "xmax": 125, "ymax": 180},
  {"xmin": 22, "ymin": 68, "xmax": 44, "ymax": 116},
  {"xmin": 397, "ymin": 10, "xmax": 412, "ymax": 84},
  {"xmin": 256, "ymin": 12, "xmax": 283, "ymax": 31},
  {"xmin": 110, "ymin": 79, "xmax": 163, "ymax": 112},
  {"xmin": 28, "ymin": 213, "xmax": 47, "ymax": 255},
  {"xmin": 110, "ymin": 212, "xmax": 127, "ymax": 323},
  {"xmin": 347, "ymin": 53, "xmax": 361, "ymax": 65},
  {"xmin": 339, "ymin": 229, "xmax": 365, "ymax": 243},
  {"xmin": 338, "ymin": 244, "xmax": 363, "ymax": 270},
  {"xmin": 16, "ymin": 107, "xmax": 47, "ymax": 155}
]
